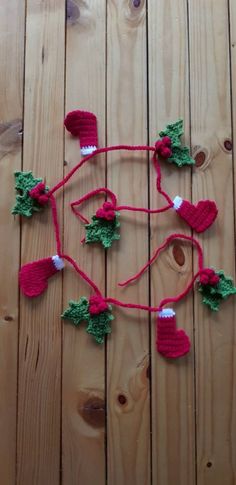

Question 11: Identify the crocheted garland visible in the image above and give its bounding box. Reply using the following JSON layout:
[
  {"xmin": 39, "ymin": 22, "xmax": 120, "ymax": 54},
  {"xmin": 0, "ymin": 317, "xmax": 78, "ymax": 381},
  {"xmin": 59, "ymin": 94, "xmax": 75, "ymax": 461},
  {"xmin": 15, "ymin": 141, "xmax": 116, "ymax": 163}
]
[{"xmin": 13, "ymin": 110, "xmax": 236, "ymax": 360}]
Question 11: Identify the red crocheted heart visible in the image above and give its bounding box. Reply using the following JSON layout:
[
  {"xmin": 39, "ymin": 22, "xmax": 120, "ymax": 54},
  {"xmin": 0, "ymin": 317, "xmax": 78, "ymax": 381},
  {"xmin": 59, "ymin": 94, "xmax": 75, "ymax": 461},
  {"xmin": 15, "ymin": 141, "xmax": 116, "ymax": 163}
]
[
  {"xmin": 156, "ymin": 313, "xmax": 190, "ymax": 358},
  {"xmin": 176, "ymin": 199, "xmax": 218, "ymax": 233}
]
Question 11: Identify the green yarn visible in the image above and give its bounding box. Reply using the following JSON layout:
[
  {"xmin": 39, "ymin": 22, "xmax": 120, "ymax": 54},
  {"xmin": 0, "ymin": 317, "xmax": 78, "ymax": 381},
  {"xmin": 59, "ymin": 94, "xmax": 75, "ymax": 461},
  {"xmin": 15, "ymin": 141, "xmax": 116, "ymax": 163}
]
[
  {"xmin": 12, "ymin": 171, "xmax": 43, "ymax": 217},
  {"xmin": 86, "ymin": 311, "xmax": 113, "ymax": 344},
  {"xmin": 61, "ymin": 297, "xmax": 90, "ymax": 325},
  {"xmin": 85, "ymin": 213, "xmax": 120, "ymax": 249},
  {"xmin": 159, "ymin": 119, "xmax": 184, "ymax": 148},
  {"xmin": 168, "ymin": 146, "xmax": 195, "ymax": 167},
  {"xmin": 159, "ymin": 120, "xmax": 195, "ymax": 167},
  {"xmin": 61, "ymin": 296, "xmax": 113, "ymax": 344},
  {"xmin": 198, "ymin": 270, "xmax": 236, "ymax": 311}
]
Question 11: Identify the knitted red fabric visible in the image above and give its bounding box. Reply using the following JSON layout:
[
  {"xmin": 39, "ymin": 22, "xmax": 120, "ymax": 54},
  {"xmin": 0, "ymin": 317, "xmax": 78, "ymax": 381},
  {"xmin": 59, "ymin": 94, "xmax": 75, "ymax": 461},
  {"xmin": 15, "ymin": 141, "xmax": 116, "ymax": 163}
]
[
  {"xmin": 156, "ymin": 309, "xmax": 190, "ymax": 358},
  {"xmin": 29, "ymin": 182, "xmax": 49, "ymax": 205},
  {"xmin": 64, "ymin": 110, "xmax": 98, "ymax": 155},
  {"xmin": 19, "ymin": 255, "xmax": 64, "ymax": 297},
  {"xmin": 89, "ymin": 295, "xmax": 109, "ymax": 315},
  {"xmin": 174, "ymin": 197, "xmax": 218, "ymax": 233}
]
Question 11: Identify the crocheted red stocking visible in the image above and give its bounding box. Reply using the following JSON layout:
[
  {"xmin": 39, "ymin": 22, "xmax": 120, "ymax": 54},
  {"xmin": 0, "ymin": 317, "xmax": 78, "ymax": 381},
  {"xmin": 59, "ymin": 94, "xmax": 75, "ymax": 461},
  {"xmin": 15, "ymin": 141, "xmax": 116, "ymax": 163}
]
[
  {"xmin": 156, "ymin": 309, "xmax": 190, "ymax": 358},
  {"xmin": 19, "ymin": 255, "xmax": 64, "ymax": 297},
  {"xmin": 64, "ymin": 109, "xmax": 98, "ymax": 156},
  {"xmin": 173, "ymin": 196, "xmax": 218, "ymax": 233}
]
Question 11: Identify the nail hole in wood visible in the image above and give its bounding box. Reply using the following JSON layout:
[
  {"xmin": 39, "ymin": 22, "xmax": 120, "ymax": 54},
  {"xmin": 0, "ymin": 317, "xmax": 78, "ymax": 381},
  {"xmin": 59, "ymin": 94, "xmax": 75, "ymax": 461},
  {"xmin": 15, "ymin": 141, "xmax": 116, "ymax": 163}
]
[
  {"xmin": 172, "ymin": 243, "xmax": 185, "ymax": 266},
  {"xmin": 118, "ymin": 394, "xmax": 127, "ymax": 405},
  {"xmin": 80, "ymin": 397, "xmax": 105, "ymax": 428},
  {"xmin": 195, "ymin": 151, "xmax": 206, "ymax": 167},
  {"xmin": 133, "ymin": 0, "xmax": 141, "ymax": 7},
  {"xmin": 224, "ymin": 139, "xmax": 232, "ymax": 151},
  {"xmin": 206, "ymin": 462, "xmax": 212, "ymax": 468},
  {"xmin": 4, "ymin": 315, "xmax": 13, "ymax": 321},
  {"xmin": 64, "ymin": 160, "xmax": 68, "ymax": 166}
]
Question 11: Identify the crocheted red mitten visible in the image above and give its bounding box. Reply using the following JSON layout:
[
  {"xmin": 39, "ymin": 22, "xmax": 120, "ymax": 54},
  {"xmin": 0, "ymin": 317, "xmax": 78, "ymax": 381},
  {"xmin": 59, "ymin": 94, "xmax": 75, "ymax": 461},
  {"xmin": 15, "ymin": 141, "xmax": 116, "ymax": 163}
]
[
  {"xmin": 173, "ymin": 196, "xmax": 218, "ymax": 233},
  {"xmin": 19, "ymin": 255, "xmax": 64, "ymax": 297},
  {"xmin": 64, "ymin": 109, "xmax": 98, "ymax": 156},
  {"xmin": 156, "ymin": 309, "xmax": 191, "ymax": 358}
]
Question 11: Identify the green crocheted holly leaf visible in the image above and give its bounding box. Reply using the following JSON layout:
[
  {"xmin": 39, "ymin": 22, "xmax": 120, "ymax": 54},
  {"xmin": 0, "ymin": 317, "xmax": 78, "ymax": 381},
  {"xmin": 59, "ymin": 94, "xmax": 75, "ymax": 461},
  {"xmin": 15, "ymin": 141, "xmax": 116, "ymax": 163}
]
[
  {"xmin": 85, "ymin": 213, "xmax": 120, "ymax": 249},
  {"xmin": 168, "ymin": 146, "xmax": 195, "ymax": 167},
  {"xmin": 159, "ymin": 119, "xmax": 184, "ymax": 148},
  {"xmin": 61, "ymin": 297, "xmax": 90, "ymax": 326},
  {"xmin": 198, "ymin": 270, "xmax": 236, "ymax": 311},
  {"xmin": 12, "ymin": 171, "xmax": 43, "ymax": 217},
  {"xmin": 86, "ymin": 309, "xmax": 113, "ymax": 344}
]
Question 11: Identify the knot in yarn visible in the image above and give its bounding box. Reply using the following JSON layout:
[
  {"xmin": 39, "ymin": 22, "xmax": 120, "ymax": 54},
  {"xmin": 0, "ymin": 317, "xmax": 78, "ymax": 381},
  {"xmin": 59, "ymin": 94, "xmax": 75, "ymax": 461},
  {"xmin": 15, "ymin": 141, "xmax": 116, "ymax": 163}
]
[
  {"xmin": 96, "ymin": 201, "xmax": 116, "ymax": 221},
  {"xmin": 155, "ymin": 136, "xmax": 172, "ymax": 159},
  {"xmin": 89, "ymin": 295, "xmax": 109, "ymax": 315},
  {"xmin": 199, "ymin": 268, "xmax": 220, "ymax": 286},
  {"xmin": 29, "ymin": 182, "xmax": 49, "ymax": 205}
]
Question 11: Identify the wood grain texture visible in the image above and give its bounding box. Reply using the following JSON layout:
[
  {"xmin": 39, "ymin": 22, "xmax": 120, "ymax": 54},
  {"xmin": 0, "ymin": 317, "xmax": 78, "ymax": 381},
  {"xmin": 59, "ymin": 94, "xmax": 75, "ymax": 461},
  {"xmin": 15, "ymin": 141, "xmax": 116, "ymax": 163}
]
[
  {"xmin": 62, "ymin": 1, "xmax": 106, "ymax": 484},
  {"xmin": 0, "ymin": 2, "xmax": 25, "ymax": 484},
  {"xmin": 17, "ymin": 2, "xmax": 65, "ymax": 484},
  {"xmin": 1, "ymin": 1, "xmax": 236, "ymax": 483},
  {"xmin": 188, "ymin": 0, "xmax": 236, "ymax": 483},
  {"xmin": 148, "ymin": 1, "xmax": 196, "ymax": 484},
  {"xmin": 229, "ymin": 1, "xmax": 236, "ymax": 479},
  {"xmin": 106, "ymin": 1, "xmax": 150, "ymax": 484}
]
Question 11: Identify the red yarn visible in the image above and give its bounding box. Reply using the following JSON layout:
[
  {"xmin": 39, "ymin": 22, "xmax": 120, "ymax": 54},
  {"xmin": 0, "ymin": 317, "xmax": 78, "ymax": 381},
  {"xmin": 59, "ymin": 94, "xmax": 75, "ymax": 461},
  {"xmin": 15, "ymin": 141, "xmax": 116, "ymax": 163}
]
[
  {"xmin": 119, "ymin": 233, "xmax": 204, "ymax": 287},
  {"xmin": 61, "ymin": 253, "xmax": 102, "ymax": 296},
  {"xmin": 152, "ymin": 152, "xmax": 173, "ymax": 205},
  {"xmin": 50, "ymin": 195, "xmax": 62, "ymax": 256},
  {"xmin": 29, "ymin": 182, "xmax": 49, "ymax": 205},
  {"xmin": 175, "ymin": 199, "xmax": 218, "ymax": 233},
  {"xmin": 116, "ymin": 203, "xmax": 173, "ymax": 214},
  {"xmin": 48, "ymin": 145, "xmax": 155, "ymax": 197},
  {"xmin": 105, "ymin": 297, "xmax": 159, "ymax": 313},
  {"xmin": 89, "ymin": 295, "xmax": 109, "ymax": 315},
  {"xmin": 64, "ymin": 110, "xmax": 98, "ymax": 152},
  {"xmin": 156, "ymin": 311, "xmax": 190, "ymax": 358}
]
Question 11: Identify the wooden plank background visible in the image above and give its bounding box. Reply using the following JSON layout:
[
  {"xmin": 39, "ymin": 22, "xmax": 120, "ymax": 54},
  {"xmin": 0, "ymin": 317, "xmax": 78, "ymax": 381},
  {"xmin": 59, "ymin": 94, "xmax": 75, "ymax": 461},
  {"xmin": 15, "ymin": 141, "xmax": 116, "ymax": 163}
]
[{"xmin": 0, "ymin": 0, "xmax": 235, "ymax": 484}]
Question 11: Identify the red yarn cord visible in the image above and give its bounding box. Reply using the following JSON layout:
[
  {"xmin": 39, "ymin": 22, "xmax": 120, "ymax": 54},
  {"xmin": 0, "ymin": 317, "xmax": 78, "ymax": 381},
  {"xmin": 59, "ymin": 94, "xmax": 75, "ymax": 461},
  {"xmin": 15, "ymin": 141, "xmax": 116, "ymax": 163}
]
[
  {"xmin": 152, "ymin": 152, "xmax": 173, "ymax": 205},
  {"xmin": 158, "ymin": 271, "xmax": 202, "ymax": 310},
  {"xmin": 61, "ymin": 253, "xmax": 102, "ymax": 296},
  {"xmin": 119, "ymin": 233, "xmax": 204, "ymax": 287},
  {"xmin": 48, "ymin": 145, "xmax": 156, "ymax": 197},
  {"xmin": 116, "ymin": 203, "xmax": 173, "ymax": 214},
  {"xmin": 71, "ymin": 187, "xmax": 117, "ymax": 223},
  {"xmin": 105, "ymin": 297, "xmax": 159, "ymax": 313},
  {"xmin": 50, "ymin": 195, "xmax": 62, "ymax": 256}
]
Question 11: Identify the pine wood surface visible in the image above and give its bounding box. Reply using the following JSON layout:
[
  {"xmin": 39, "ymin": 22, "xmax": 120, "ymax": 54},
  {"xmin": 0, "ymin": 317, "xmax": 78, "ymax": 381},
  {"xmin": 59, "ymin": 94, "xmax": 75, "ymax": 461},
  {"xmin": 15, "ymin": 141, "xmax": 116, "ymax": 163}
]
[{"xmin": 0, "ymin": 1, "xmax": 235, "ymax": 484}]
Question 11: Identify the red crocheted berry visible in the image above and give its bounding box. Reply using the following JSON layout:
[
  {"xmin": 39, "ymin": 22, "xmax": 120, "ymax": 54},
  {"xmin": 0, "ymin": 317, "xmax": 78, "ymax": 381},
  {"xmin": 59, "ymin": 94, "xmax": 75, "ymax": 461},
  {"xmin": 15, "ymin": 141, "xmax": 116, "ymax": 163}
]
[
  {"xmin": 89, "ymin": 295, "xmax": 109, "ymax": 315},
  {"xmin": 29, "ymin": 182, "xmax": 49, "ymax": 205},
  {"xmin": 199, "ymin": 268, "xmax": 220, "ymax": 286},
  {"xmin": 161, "ymin": 136, "xmax": 172, "ymax": 147},
  {"xmin": 96, "ymin": 201, "xmax": 116, "ymax": 221},
  {"xmin": 155, "ymin": 136, "xmax": 172, "ymax": 159}
]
